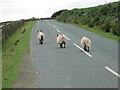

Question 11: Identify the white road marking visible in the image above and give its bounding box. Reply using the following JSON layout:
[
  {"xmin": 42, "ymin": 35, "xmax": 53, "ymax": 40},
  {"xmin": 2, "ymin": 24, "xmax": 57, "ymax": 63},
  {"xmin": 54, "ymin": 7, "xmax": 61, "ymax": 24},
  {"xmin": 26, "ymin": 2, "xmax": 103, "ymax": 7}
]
[
  {"xmin": 74, "ymin": 43, "xmax": 92, "ymax": 57},
  {"xmin": 56, "ymin": 28, "xmax": 61, "ymax": 33},
  {"xmin": 52, "ymin": 25, "xmax": 55, "ymax": 28},
  {"xmin": 105, "ymin": 67, "xmax": 120, "ymax": 78},
  {"xmin": 51, "ymin": 24, "xmax": 61, "ymax": 32},
  {"xmin": 62, "ymin": 34, "xmax": 70, "ymax": 40}
]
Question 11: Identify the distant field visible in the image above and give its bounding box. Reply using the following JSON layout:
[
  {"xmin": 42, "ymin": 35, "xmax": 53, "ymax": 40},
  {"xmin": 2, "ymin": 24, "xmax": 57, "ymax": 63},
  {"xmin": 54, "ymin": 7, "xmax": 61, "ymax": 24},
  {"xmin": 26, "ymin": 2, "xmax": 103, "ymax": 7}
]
[{"xmin": 2, "ymin": 21, "xmax": 35, "ymax": 88}]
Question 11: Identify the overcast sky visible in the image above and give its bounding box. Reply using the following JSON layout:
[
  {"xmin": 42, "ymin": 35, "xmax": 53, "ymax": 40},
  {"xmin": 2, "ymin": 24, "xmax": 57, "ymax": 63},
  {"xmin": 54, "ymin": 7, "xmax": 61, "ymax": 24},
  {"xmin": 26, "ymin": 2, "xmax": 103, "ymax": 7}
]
[{"xmin": 0, "ymin": 0, "xmax": 119, "ymax": 22}]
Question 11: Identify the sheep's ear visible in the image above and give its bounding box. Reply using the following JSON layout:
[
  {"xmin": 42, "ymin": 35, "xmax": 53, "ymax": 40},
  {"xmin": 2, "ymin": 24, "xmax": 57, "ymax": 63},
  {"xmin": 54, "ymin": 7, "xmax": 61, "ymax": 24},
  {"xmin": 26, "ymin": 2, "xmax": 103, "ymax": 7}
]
[{"xmin": 80, "ymin": 36, "xmax": 83, "ymax": 38}]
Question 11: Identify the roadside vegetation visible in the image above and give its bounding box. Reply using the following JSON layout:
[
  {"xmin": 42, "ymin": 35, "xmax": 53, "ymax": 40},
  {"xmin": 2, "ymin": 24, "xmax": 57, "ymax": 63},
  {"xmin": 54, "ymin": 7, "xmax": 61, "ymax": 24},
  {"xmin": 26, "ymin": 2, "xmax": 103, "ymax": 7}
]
[
  {"xmin": 51, "ymin": 1, "xmax": 119, "ymax": 41},
  {"xmin": 2, "ymin": 21, "xmax": 35, "ymax": 88}
]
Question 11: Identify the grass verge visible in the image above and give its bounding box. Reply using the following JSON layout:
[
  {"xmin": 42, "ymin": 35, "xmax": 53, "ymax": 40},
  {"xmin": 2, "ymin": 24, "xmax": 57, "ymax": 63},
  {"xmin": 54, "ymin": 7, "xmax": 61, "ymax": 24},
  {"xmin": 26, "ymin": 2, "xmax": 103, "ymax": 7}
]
[
  {"xmin": 57, "ymin": 20, "xmax": 119, "ymax": 41},
  {"xmin": 2, "ymin": 21, "xmax": 36, "ymax": 88}
]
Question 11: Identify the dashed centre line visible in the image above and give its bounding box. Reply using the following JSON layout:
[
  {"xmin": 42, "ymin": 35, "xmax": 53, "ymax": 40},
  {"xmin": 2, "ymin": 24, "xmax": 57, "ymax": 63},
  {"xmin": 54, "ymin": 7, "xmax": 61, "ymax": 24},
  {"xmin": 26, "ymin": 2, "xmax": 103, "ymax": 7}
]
[
  {"xmin": 52, "ymin": 25, "xmax": 56, "ymax": 28},
  {"xmin": 56, "ymin": 28, "xmax": 60, "ymax": 33},
  {"xmin": 105, "ymin": 67, "xmax": 120, "ymax": 78},
  {"xmin": 51, "ymin": 25, "xmax": 61, "ymax": 33},
  {"xmin": 74, "ymin": 43, "xmax": 92, "ymax": 57}
]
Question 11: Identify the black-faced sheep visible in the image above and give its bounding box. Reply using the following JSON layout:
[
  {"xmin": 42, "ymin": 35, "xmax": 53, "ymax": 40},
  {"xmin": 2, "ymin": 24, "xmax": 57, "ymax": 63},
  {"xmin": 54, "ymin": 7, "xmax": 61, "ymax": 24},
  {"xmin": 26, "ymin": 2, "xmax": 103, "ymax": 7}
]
[{"xmin": 81, "ymin": 36, "xmax": 91, "ymax": 52}]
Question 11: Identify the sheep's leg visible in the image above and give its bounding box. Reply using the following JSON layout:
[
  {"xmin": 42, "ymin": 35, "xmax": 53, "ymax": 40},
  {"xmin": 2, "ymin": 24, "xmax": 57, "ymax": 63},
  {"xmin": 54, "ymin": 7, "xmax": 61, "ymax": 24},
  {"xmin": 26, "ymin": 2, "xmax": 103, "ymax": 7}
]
[
  {"xmin": 40, "ymin": 36, "xmax": 43, "ymax": 44},
  {"xmin": 38, "ymin": 39, "xmax": 41, "ymax": 44},
  {"xmin": 40, "ymin": 40, "xmax": 43, "ymax": 44},
  {"xmin": 84, "ymin": 45, "xmax": 87, "ymax": 51},
  {"xmin": 58, "ymin": 43, "xmax": 60, "ymax": 47},
  {"xmin": 63, "ymin": 42, "xmax": 65, "ymax": 48},
  {"xmin": 40, "ymin": 40, "xmax": 42, "ymax": 44},
  {"xmin": 87, "ymin": 47, "xmax": 89, "ymax": 52},
  {"xmin": 60, "ymin": 43, "xmax": 63, "ymax": 48}
]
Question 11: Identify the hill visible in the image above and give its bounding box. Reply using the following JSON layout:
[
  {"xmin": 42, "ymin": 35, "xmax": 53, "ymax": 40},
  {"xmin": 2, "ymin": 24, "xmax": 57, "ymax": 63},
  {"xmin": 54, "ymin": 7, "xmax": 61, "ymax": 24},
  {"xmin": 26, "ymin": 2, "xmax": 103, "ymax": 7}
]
[{"xmin": 52, "ymin": 1, "xmax": 119, "ymax": 36}]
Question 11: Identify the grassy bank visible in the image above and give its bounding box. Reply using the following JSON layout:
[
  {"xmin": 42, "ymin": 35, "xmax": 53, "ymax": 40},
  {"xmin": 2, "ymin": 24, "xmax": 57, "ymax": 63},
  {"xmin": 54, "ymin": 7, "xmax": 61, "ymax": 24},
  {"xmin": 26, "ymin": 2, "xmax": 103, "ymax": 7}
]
[
  {"xmin": 58, "ymin": 20, "xmax": 119, "ymax": 41},
  {"xmin": 2, "ymin": 21, "xmax": 36, "ymax": 88}
]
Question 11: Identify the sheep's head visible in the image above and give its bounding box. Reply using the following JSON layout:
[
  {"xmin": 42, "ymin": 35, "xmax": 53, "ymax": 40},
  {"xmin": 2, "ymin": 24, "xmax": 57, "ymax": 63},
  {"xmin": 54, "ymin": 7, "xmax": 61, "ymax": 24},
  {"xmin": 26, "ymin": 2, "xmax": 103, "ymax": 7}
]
[
  {"xmin": 80, "ymin": 36, "xmax": 84, "ymax": 38},
  {"xmin": 40, "ymin": 30, "xmax": 42, "ymax": 32},
  {"xmin": 82, "ymin": 36, "xmax": 87, "ymax": 38},
  {"xmin": 57, "ymin": 34, "xmax": 59, "ymax": 37}
]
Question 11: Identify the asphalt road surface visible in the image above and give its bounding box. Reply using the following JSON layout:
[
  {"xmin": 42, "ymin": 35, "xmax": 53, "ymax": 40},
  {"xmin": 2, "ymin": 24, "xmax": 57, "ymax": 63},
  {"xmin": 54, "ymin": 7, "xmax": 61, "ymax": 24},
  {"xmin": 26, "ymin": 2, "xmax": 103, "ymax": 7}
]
[{"xmin": 30, "ymin": 20, "xmax": 119, "ymax": 88}]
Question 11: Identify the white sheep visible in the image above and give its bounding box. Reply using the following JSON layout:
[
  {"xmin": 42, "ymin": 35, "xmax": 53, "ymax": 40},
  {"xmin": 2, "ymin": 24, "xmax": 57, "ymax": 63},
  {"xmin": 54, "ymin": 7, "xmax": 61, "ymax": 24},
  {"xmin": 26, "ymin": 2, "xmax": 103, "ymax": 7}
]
[
  {"xmin": 81, "ymin": 36, "xmax": 91, "ymax": 52},
  {"xmin": 57, "ymin": 34, "xmax": 67, "ymax": 48},
  {"xmin": 37, "ymin": 30, "xmax": 45, "ymax": 44}
]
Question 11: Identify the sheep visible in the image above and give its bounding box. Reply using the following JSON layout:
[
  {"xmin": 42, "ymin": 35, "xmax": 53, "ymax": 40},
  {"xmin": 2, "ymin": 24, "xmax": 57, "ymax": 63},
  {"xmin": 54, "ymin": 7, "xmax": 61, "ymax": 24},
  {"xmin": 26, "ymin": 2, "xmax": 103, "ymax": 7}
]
[
  {"xmin": 37, "ymin": 30, "xmax": 45, "ymax": 44},
  {"xmin": 81, "ymin": 36, "xmax": 91, "ymax": 52},
  {"xmin": 57, "ymin": 34, "xmax": 67, "ymax": 48}
]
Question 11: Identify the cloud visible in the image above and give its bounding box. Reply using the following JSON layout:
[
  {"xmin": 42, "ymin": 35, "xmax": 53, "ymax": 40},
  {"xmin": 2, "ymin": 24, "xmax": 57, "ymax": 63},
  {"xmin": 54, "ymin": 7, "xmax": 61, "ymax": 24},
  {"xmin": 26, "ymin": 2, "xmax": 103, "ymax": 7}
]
[{"xmin": 0, "ymin": 0, "xmax": 119, "ymax": 22}]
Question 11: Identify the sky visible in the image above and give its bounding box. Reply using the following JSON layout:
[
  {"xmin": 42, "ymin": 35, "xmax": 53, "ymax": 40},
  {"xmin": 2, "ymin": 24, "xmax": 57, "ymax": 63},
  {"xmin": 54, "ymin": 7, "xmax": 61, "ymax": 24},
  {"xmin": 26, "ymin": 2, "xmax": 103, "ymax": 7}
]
[{"xmin": 0, "ymin": 0, "xmax": 119, "ymax": 22}]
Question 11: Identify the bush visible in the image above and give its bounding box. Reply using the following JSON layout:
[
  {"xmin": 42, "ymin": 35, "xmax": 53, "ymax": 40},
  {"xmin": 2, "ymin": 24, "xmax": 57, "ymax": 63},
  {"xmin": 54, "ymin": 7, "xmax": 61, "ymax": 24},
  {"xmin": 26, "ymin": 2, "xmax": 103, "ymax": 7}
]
[
  {"xmin": 101, "ymin": 21, "xmax": 111, "ymax": 33},
  {"xmin": 54, "ymin": 1, "xmax": 119, "ymax": 36}
]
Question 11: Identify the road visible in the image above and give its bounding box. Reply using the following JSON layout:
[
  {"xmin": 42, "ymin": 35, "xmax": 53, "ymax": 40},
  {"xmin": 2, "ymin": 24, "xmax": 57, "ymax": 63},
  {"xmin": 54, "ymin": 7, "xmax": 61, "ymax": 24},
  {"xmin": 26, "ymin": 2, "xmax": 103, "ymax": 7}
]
[
  {"xmin": 30, "ymin": 20, "xmax": 119, "ymax": 88},
  {"xmin": 0, "ymin": 25, "xmax": 3, "ymax": 43}
]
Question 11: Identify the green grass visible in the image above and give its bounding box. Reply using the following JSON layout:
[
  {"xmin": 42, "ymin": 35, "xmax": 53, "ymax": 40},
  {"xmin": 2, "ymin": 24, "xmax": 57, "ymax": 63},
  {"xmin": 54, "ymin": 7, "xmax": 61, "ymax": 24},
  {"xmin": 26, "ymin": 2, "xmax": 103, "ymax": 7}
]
[
  {"xmin": 74, "ymin": 24, "xmax": 119, "ymax": 41},
  {"xmin": 2, "ymin": 21, "xmax": 36, "ymax": 88},
  {"xmin": 57, "ymin": 20, "xmax": 119, "ymax": 41}
]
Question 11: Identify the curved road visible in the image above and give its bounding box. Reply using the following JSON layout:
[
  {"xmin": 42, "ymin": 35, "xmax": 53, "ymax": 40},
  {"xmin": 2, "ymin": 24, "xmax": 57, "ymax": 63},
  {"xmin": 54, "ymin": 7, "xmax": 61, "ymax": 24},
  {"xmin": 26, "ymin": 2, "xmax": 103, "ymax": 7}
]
[{"xmin": 30, "ymin": 20, "xmax": 119, "ymax": 88}]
